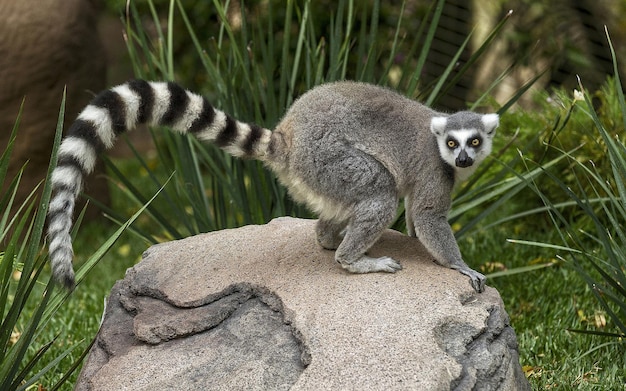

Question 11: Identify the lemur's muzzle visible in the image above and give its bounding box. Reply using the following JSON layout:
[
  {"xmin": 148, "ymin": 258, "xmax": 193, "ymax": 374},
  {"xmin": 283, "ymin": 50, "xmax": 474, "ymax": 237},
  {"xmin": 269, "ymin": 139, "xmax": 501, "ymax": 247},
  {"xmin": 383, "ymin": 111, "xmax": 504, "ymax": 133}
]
[{"xmin": 455, "ymin": 149, "xmax": 474, "ymax": 168}]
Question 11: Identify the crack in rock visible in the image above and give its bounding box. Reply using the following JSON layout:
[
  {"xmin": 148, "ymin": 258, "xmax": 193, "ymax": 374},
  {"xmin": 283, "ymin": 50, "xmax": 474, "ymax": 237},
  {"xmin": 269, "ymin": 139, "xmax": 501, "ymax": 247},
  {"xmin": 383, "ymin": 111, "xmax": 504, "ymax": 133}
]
[
  {"xmin": 130, "ymin": 291, "xmax": 253, "ymax": 344},
  {"xmin": 435, "ymin": 304, "xmax": 530, "ymax": 391}
]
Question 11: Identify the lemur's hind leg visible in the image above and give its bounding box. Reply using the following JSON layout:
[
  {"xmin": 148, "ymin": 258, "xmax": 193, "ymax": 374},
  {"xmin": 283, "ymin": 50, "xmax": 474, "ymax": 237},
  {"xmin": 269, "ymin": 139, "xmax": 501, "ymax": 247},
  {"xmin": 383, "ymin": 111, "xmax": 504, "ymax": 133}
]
[
  {"xmin": 335, "ymin": 193, "xmax": 401, "ymax": 273},
  {"xmin": 293, "ymin": 140, "xmax": 400, "ymax": 273},
  {"xmin": 316, "ymin": 218, "xmax": 347, "ymax": 250}
]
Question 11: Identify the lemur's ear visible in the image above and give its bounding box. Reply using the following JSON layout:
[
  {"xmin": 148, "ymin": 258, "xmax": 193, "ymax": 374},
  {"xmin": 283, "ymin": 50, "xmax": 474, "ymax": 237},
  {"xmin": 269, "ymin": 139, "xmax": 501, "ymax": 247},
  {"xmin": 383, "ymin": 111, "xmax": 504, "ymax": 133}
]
[
  {"xmin": 430, "ymin": 116, "xmax": 448, "ymax": 136},
  {"xmin": 481, "ymin": 114, "xmax": 499, "ymax": 135}
]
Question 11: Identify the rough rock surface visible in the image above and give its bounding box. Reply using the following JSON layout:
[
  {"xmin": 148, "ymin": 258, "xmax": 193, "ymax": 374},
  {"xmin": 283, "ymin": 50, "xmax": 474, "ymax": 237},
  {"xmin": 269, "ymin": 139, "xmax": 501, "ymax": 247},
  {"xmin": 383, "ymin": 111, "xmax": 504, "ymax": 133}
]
[{"xmin": 76, "ymin": 217, "xmax": 530, "ymax": 390}]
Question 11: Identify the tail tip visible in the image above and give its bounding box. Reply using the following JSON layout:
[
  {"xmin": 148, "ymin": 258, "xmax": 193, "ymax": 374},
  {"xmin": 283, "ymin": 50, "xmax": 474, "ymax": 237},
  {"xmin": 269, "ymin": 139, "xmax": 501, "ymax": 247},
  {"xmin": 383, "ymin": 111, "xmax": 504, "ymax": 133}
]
[
  {"xmin": 49, "ymin": 241, "xmax": 76, "ymax": 290},
  {"xmin": 52, "ymin": 267, "xmax": 76, "ymax": 291}
]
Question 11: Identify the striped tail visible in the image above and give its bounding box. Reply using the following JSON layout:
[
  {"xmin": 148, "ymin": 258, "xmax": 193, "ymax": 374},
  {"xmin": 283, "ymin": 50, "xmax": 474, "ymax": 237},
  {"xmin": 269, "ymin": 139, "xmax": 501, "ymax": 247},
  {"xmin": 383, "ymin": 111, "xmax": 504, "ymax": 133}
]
[{"xmin": 47, "ymin": 79, "xmax": 272, "ymax": 289}]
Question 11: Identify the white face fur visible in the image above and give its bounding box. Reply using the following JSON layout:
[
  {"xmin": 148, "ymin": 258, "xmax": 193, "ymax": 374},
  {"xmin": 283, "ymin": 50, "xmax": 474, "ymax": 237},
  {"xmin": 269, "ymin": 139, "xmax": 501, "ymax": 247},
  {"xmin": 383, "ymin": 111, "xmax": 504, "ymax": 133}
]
[{"xmin": 430, "ymin": 113, "xmax": 499, "ymax": 181}]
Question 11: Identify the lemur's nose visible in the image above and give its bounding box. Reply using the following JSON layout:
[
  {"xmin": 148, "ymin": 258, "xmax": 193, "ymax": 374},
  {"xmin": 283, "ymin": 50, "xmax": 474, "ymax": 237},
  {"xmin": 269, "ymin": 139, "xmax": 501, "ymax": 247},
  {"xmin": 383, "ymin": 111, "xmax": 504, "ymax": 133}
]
[{"xmin": 455, "ymin": 149, "xmax": 473, "ymax": 168}]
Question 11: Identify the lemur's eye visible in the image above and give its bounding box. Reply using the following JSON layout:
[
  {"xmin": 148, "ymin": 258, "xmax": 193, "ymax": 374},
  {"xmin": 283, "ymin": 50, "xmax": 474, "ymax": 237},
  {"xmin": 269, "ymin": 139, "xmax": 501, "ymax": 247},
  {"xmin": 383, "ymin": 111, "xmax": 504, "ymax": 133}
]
[
  {"xmin": 471, "ymin": 138, "xmax": 481, "ymax": 147},
  {"xmin": 447, "ymin": 140, "xmax": 456, "ymax": 148}
]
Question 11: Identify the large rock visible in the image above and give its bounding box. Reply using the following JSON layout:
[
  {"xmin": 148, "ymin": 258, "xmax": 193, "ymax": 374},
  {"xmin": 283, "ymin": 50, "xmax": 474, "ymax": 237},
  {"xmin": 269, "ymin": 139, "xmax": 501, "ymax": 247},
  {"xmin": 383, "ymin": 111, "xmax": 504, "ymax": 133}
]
[{"xmin": 76, "ymin": 217, "xmax": 529, "ymax": 390}]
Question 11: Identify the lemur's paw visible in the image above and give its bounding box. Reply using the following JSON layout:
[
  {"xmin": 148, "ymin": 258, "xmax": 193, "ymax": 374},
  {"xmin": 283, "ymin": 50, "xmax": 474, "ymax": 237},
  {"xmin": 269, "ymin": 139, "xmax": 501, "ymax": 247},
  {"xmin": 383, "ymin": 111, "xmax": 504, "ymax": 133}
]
[
  {"xmin": 457, "ymin": 267, "xmax": 486, "ymax": 293},
  {"xmin": 340, "ymin": 256, "xmax": 402, "ymax": 274}
]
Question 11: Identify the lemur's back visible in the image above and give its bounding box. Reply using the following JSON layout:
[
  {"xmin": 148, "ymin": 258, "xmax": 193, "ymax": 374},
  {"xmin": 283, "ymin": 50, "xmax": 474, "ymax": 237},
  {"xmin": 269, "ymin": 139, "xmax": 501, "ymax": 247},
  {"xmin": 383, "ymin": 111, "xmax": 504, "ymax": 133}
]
[{"xmin": 268, "ymin": 81, "xmax": 443, "ymax": 195}]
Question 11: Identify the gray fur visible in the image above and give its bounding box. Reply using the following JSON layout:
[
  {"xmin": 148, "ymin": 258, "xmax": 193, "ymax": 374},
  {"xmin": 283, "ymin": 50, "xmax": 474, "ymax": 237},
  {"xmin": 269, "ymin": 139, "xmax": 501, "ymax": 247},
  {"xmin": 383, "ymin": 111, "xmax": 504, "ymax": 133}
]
[
  {"xmin": 267, "ymin": 82, "xmax": 497, "ymax": 292},
  {"xmin": 48, "ymin": 80, "xmax": 498, "ymax": 292}
]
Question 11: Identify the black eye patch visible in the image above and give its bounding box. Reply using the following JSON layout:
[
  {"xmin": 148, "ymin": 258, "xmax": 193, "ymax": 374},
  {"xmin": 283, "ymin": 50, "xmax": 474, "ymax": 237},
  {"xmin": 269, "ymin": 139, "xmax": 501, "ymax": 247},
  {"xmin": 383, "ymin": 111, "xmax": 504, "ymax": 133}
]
[{"xmin": 469, "ymin": 135, "xmax": 483, "ymax": 147}]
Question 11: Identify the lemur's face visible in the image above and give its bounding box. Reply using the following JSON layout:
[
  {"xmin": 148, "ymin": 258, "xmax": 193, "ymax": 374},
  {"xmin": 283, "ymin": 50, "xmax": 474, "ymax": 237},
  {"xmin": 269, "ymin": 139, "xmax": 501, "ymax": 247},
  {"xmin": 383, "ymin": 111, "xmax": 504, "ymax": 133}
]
[
  {"xmin": 441, "ymin": 129, "xmax": 487, "ymax": 168},
  {"xmin": 430, "ymin": 113, "xmax": 499, "ymax": 170}
]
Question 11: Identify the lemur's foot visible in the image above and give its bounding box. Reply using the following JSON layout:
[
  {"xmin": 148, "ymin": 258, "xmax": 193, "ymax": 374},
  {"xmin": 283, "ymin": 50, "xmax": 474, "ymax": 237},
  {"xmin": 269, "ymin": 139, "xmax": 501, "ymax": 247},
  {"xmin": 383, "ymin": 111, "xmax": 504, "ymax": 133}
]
[
  {"xmin": 456, "ymin": 267, "xmax": 486, "ymax": 293},
  {"xmin": 339, "ymin": 256, "xmax": 402, "ymax": 274}
]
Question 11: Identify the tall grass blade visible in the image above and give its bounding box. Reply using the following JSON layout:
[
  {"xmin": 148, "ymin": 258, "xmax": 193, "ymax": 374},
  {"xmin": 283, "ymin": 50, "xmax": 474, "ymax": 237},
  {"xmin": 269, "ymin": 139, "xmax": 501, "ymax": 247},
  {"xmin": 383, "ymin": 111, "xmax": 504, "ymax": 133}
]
[
  {"xmin": 408, "ymin": 0, "xmax": 445, "ymax": 95},
  {"xmin": 424, "ymin": 32, "xmax": 472, "ymax": 107}
]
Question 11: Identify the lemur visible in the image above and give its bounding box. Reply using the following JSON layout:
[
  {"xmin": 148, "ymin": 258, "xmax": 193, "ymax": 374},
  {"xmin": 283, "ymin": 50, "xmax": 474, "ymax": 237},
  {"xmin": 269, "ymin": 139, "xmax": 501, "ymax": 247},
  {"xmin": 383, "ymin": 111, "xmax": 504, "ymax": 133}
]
[{"xmin": 47, "ymin": 80, "xmax": 498, "ymax": 293}]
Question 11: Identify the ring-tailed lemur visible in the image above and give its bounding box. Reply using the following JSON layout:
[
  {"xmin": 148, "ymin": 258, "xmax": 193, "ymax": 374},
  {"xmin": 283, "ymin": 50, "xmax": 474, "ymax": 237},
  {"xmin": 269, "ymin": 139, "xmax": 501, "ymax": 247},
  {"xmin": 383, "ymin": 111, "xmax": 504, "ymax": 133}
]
[{"xmin": 47, "ymin": 80, "xmax": 498, "ymax": 292}]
